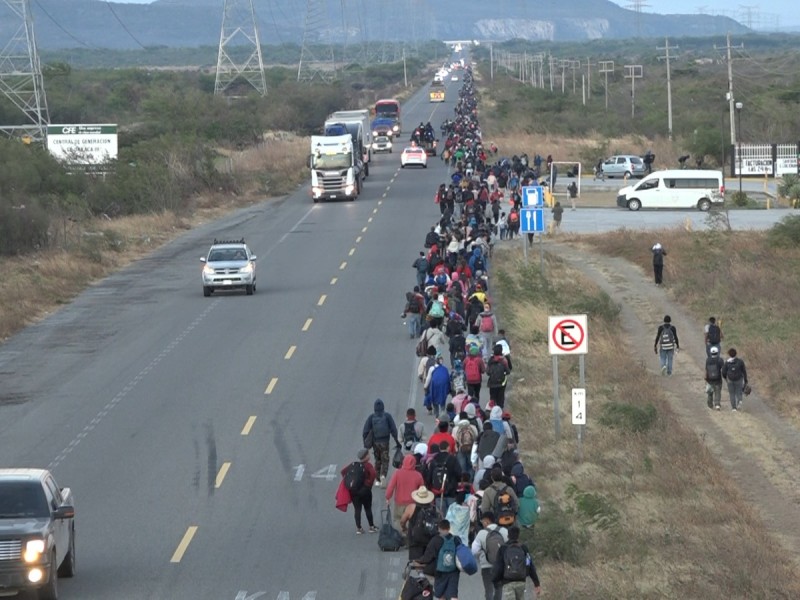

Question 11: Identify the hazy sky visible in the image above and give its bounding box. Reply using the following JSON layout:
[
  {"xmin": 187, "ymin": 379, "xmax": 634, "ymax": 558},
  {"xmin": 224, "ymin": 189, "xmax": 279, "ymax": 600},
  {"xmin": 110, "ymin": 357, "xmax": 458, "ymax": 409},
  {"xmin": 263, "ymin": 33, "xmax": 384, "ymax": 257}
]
[{"xmin": 115, "ymin": 0, "xmax": 798, "ymax": 29}]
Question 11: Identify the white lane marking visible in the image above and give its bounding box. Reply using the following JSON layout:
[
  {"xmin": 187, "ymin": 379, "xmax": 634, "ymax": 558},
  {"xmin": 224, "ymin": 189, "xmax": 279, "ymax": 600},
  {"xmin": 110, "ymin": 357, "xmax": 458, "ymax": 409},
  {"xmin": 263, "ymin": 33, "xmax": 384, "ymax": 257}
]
[
  {"xmin": 48, "ymin": 300, "xmax": 220, "ymax": 470},
  {"xmin": 309, "ymin": 464, "xmax": 338, "ymax": 481},
  {"xmin": 235, "ymin": 593, "xmax": 267, "ymax": 600},
  {"xmin": 276, "ymin": 206, "xmax": 316, "ymax": 246},
  {"xmin": 294, "ymin": 464, "xmax": 305, "ymax": 481},
  {"xmin": 277, "ymin": 592, "xmax": 317, "ymax": 600}
]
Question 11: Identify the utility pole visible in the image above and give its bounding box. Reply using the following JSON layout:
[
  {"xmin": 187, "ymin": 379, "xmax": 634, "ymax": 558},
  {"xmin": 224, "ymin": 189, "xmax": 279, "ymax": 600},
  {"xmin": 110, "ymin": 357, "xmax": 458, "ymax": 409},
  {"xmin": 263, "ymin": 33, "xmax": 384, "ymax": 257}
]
[
  {"xmin": 402, "ymin": 47, "xmax": 408, "ymax": 87},
  {"xmin": 598, "ymin": 60, "xmax": 614, "ymax": 111},
  {"xmin": 490, "ymin": 43, "xmax": 494, "ymax": 81},
  {"xmin": 560, "ymin": 59, "xmax": 569, "ymax": 94},
  {"xmin": 570, "ymin": 60, "xmax": 580, "ymax": 94},
  {"xmin": 549, "ymin": 55, "xmax": 555, "ymax": 92},
  {"xmin": 657, "ymin": 37, "xmax": 678, "ymax": 140},
  {"xmin": 0, "ymin": 0, "xmax": 50, "ymax": 140},
  {"xmin": 624, "ymin": 64, "xmax": 643, "ymax": 118},
  {"xmin": 716, "ymin": 32, "xmax": 743, "ymax": 145},
  {"xmin": 586, "ymin": 56, "xmax": 596, "ymax": 98}
]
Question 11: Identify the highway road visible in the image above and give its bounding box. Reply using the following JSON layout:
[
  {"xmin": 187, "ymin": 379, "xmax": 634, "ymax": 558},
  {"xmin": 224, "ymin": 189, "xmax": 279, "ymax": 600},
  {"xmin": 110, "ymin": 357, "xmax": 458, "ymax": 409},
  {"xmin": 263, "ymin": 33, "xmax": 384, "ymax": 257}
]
[
  {"xmin": 0, "ymin": 72, "xmax": 787, "ymax": 599},
  {"xmin": 0, "ymin": 79, "xmax": 464, "ymax": 600}
]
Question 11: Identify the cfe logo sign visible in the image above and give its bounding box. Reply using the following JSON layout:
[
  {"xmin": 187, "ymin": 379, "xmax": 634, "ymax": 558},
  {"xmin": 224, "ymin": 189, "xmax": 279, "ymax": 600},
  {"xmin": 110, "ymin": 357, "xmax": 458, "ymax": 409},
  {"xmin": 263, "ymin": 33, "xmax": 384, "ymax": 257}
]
[{"xmin": 548, "ymin": 314, "xmax": 588, "ymax": 355}]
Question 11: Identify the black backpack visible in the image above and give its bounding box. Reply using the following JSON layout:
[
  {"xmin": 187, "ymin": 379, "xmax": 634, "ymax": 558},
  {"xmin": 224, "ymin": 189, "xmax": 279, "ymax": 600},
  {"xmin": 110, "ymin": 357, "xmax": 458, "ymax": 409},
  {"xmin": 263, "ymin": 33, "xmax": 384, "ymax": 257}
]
[
  {"xmin": 403, "ymin": 422, "xmax": 420, "ymax": 450},
  {"xmin": 502, "ymin": 543, "xmax": 528, "ymax": 581},
  {"xmin": 428, "ymin": 455, "xmax": 449, "ymax": 494},
  {"xmin": 411, "ymin": 504, "xmax": 439, "ymax": 545},
  {"xmin": 473, "ymin": 256, "xmax": 485, "ymax": 272},
  {"xmin": 707, "ymin": 323, "xmax": 721, "ymax": 344},
  {"xmin": 372, "ymin": 414, "xmax": 390, "ymax": 440},
  {"xmin": 487, "ymin": 359, "xmax": 507, "ymax": 387},
  {"xmin": 344, "ymin": 461, "xmax": 366, "ymax": 493},
  {"xmin": 706, "ymin": 358, "xmax": 723, "ymax": 382},
  {"xmin": 726, "ymin": 358, "xmax": 744, "ymax": 381},
  {"xmin": 659, "ymin": 325, "xmax": 675, "ymax": 350}
]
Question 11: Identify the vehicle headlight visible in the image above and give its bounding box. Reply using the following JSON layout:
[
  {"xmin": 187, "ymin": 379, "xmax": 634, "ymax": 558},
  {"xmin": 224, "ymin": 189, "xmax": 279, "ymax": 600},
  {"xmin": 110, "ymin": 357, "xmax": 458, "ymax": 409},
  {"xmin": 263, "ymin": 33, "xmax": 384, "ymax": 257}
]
[
  {"xmin": 239, "ymin": 263, "xmax": 253, "ymax": 273},
  {"xmin": 392, "ymin": 125, "xmax": 399, "ymax": 131},
  {"xmin": 386, "ymin": 141, "xmax": 392, "ymax": 147},
  {"xmin": 372, "ymin": 131, "xmax": 378, "ymax": 136},
  {"xmin": 24, "ymin": 539, "xmax": 45, "ymax": 563},
  {"xmin": 203, "ymin": 265, "xmax": 215, "ymax": 275}
]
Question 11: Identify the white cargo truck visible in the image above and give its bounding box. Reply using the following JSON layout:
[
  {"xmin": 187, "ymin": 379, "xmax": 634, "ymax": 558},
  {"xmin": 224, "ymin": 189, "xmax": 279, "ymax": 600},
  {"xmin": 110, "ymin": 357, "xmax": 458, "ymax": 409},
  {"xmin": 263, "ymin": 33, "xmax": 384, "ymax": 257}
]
[
  {"xmin": 309, "ymin": 134, "xmax": 363, "ymax": 202},
  {"xmin": 327, "ymin": 109, "xmax": 372, "ymax": 176}
]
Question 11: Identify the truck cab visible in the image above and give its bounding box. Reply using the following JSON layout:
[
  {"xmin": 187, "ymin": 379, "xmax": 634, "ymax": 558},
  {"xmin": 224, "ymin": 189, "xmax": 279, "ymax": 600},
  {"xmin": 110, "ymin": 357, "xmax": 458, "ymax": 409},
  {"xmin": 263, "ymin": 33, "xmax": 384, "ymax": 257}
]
[
  {"xmin": 0, "ymin": 469, "xmax": 76, "ymax": 600},
  {"xmin": 309, "ymin": 134, "xmax": 363, "ymax": 202},
  {"xmin": 374, "ymin": 99, "xmax": 401, "ymax": 136}
]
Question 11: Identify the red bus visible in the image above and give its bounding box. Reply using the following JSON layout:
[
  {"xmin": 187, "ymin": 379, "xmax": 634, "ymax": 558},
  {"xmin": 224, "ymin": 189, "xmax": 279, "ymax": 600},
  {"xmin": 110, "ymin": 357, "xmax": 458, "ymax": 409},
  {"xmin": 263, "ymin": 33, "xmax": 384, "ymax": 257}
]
[{"xmin": 374, "ymin": 99, "xmax": 401, "ymax": 135}]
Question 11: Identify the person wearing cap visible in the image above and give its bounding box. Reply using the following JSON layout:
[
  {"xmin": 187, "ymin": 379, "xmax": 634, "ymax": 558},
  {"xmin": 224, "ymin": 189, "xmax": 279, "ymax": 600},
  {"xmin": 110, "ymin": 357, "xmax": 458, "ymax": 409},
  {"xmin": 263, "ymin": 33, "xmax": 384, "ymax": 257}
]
[
  {"xmin": 340, "ymin": 449, "xmax": 378, "ymax": 534},
  {"xmin": 401, "ymin": 486, "xmax": 439, "ymax": 565},
  {"xmin": 704, "ymin": 346, "xmax": 725, "ymax": 410},
  {"xmin": 704, "ymin": 316, "xmax": 724, "ymax": 358},
  {"xmin": 652, "ymin": 242, "xmax": 667, "ymax": 286},
  {"xmin": 471, "ymin": 511, "xmax": 508, "ymax": 600}
]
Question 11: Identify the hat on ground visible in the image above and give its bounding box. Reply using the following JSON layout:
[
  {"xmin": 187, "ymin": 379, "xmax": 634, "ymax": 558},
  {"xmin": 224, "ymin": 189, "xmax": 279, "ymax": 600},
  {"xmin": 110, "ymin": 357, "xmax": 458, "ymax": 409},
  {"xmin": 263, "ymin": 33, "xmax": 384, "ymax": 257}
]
[
  {"xmin": 411, "ymin": 486, "xmax": 436, "ymax": 504},
  {"xmin": 710, "ymin": 347, "xmax": 719, "ymax": 355},
  {"xmin": 357, "ymin": 448, "xmax": 369, "ymax": 461}
]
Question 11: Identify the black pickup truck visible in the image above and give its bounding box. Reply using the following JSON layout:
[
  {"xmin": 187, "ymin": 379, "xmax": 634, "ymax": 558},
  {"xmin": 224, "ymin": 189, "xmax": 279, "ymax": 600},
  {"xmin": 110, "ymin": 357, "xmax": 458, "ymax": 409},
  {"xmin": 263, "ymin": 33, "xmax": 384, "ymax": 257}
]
[{"xmin": 0, "ymin": 469, "xmax": 75, "ymax": 599}]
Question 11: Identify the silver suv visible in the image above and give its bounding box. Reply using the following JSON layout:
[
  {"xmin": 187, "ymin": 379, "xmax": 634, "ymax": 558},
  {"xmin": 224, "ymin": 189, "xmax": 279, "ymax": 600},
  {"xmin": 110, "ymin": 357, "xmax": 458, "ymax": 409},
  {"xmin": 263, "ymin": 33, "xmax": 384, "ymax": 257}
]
[
  {"xmin": 200, "ymin": 239, "xmax": 257, "ymax": 297},
  {"xmin": 601, "ymin": 155, "xmax": 646, "ymax": 179}
]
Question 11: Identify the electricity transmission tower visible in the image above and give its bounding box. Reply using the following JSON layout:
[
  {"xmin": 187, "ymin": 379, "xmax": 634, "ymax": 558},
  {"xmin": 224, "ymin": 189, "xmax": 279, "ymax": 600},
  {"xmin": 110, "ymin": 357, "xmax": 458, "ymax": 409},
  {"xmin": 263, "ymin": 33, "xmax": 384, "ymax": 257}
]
[
  {"xmin": 0, "ymin": 0, "xmax": 50, "ymax": 141},
  {"xmin": 298, "ymin": 0, "xmax": 336, "ymax": 82},
  {"xmin": 214, "ymin": 0, "xmax": 267, "ymax": 96},
  {"xmin": 627, "ymin": 0, "xmax": 650, "ymax": 37}
]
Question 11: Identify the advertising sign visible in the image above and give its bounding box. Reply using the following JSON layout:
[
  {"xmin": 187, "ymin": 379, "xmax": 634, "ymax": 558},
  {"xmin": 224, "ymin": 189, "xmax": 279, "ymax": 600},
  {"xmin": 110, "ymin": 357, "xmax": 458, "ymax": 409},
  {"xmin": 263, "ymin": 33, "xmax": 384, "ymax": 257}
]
[{"xmin": 47, "ymin": 124, "xmax": 118, "ymax": 165}]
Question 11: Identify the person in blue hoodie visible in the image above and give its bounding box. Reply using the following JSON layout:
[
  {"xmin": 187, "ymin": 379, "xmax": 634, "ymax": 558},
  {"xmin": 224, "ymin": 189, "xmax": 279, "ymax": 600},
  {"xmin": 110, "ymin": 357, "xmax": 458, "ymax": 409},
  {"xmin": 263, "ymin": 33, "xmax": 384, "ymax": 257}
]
[
  {"xmin": 468, "ymin": 246, "xmax": 486, "ymax": 275},
  {"xmin": 363, "ymin": 399, "xmax": 400, "ymax": 488},
  {"xmin": 424, "ymin": 355, "xmax": 452, "ymax": 419}
]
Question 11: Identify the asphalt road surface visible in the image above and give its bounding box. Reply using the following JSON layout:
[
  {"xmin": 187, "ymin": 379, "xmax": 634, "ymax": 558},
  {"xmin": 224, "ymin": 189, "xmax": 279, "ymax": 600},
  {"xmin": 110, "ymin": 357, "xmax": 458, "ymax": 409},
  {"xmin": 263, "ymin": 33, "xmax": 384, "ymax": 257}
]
[{"xmin": 0, "ymin": 75, "xmax": 787, "ymax": 599}]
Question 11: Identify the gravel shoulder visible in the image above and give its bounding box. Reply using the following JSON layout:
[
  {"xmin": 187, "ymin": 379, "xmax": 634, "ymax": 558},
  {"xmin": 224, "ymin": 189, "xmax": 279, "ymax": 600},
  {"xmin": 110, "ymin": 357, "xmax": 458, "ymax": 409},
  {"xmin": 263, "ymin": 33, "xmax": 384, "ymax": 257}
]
[{"xmin": 545, "ymin": 240, "xmax": 800, "ymax": 564}]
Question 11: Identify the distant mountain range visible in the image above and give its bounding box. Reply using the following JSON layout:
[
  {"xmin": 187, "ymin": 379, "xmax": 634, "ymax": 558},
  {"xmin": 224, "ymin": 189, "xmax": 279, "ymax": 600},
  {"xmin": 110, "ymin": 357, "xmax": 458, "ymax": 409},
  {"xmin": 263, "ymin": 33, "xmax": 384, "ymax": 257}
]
[{"xmin": 11, "ymin": 0, "xmax": 749, "ymax": 50}]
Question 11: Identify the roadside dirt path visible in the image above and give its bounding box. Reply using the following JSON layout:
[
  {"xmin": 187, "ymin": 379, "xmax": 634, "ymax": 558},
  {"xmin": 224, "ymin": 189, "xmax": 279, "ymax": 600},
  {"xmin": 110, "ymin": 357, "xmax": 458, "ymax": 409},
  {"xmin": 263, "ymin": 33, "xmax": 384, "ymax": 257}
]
[{"xmin": 547, "ymin": 241, "xmax": 800, "ymax": 564}]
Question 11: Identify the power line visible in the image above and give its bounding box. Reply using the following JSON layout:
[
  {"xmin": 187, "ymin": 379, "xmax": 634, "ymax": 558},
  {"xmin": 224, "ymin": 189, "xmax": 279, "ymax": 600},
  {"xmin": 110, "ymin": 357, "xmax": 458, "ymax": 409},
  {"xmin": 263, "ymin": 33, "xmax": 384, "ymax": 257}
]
[
  {"xmin": 104, "ymin": 1, "xmax": 147, "ymax": 50},
  {"xmin": 32, "ymin": 0, "xmax": 94, "ymax": 48}
]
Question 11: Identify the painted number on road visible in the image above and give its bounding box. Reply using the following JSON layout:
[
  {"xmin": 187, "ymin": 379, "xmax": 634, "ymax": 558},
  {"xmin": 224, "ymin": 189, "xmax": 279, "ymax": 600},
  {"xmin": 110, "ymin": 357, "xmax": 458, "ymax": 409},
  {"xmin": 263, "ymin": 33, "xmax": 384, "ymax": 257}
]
[
  {"xmin": 292, "ymin": 465, "xmax": 337, "ymax": 481},
  {"xmin": 235, "ymin": 593, "xmax": 317, "ymax": 600}
]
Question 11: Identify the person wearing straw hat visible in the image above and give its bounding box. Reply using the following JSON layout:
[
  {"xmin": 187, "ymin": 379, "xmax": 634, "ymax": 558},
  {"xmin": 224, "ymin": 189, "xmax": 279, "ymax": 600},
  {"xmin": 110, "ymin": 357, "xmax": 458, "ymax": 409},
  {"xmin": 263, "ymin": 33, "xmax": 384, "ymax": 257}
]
[{"xmin": 401, "ymin": 486, "xmax": 440, "ymax": 564}]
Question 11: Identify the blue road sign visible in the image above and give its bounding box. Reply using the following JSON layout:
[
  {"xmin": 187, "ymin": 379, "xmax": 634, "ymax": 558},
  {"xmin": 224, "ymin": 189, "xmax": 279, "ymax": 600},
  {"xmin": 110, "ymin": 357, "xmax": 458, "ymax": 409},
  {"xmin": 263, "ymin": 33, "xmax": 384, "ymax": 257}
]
[
  {"xmin": 522, "ymin": 185, "xmax": 544, "ymax": 207},
  {"xmin": 520, "ymin": 208, "xmax": 545, "ymax": 233}
]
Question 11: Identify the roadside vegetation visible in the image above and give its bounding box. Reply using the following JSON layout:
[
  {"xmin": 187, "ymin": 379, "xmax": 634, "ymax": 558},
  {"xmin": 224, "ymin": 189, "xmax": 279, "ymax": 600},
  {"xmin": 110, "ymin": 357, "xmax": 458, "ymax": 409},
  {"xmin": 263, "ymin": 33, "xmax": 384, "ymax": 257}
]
[
  {"xmin": 0, "ymin": 52, "xmax": 439, "ymax": 341},
  {"xmin": 587, "ymin": 219, "xmax": 800, "ymax": 427},
  {"xmin": 493, "ymin": 248, "xmax": 800, "ymax": 598}
]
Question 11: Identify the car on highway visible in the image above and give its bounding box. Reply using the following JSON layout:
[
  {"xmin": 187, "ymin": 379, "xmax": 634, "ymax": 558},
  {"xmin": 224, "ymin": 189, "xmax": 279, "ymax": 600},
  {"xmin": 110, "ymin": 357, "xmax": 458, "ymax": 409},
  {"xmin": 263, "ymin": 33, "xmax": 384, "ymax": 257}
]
[
  {"xmin": 372, "ymin": 135, "xmax": 393, "ymax": 154},
  {"xmin": 617, "ymin": 169, "xmax": 725, "ymax": 212},
  {"xmin": 400, "ymin": 146, "xmax": 427, "ymax": 168},
  {"xmin": 0, "ymin": 469, "xmax": 75, "ymax": 600},
  {"xmin": 600, "ymin": 155, "xmax": 646, "ymax": 179},
  {"xmin": 370, "ymin": 117, "xmax": 396, "ymax": 139},
  {"xmin": 200, "ymin": 238, "xmax": 257, "ymax": 297}
]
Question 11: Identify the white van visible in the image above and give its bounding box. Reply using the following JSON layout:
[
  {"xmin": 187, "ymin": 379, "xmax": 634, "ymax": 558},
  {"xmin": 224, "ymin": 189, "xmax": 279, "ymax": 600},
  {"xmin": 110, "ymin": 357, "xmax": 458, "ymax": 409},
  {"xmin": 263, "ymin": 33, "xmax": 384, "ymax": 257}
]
[{"xmin": 616, "ymin": 169, "xmax": 725, "ymax": 211}]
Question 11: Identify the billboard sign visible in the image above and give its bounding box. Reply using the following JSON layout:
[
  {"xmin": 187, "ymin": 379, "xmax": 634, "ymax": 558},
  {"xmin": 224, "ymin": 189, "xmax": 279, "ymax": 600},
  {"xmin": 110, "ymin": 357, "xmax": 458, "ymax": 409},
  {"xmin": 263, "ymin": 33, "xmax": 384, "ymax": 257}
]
[{"xmin": 46, "ymin": 124, "xmax": 118, "ymax": 165}]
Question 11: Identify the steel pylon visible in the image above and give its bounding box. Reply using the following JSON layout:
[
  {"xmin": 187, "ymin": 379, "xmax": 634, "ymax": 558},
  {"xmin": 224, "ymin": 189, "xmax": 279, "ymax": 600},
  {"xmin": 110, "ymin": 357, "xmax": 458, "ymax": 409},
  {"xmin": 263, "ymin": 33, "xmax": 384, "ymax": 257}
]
[
  {"xmin": 297, "ymin": 0, "xmax": 336, "ymax": 82},
  {"xmin": 0, "ymin": 0, "xmax": 50, "ymax": 141},
  {"xmin": 215, "ymin": 0, "xmax": 267, "ymax": 96}
]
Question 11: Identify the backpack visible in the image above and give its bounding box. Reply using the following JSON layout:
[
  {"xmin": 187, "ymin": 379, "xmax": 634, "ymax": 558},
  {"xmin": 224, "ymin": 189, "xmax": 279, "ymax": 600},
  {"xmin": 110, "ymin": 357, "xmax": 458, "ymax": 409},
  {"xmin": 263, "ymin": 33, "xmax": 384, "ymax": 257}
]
[
  {"xmin": 429, "ymin": 301, "xmax": 445, "ymax": 319},
  {"xmin": 372, "ymin": 414, "xmax": 390, "ymax": 441},
  {"xmin": 477, "ymin": 430, "xmax": 500, "ymax": 460},
  {"xmin": 344, "ymin": 461, "xmax": 366, "ymax": 493},
  {"xmin": 494, "ymin": 485, "xmax": 517, "ymax": 527},
  {"xmin": 513, "ymin": 473, "xmax": 534, "ymax": 497},
  {"xmin": 403, "ymin": 422, "xmax": 421, "ymax": 450},
  {"xmin": 706, "ymin": 358, "xmax": 722, "ymax": 382},
  {"xmin": 473, "ymin": 256, "xmax": 485, "ymax": 273},
  {"xmin": 726, "ymin": 358, "xmax": 744, "ymax": 381},
  {"xmin": 486, "ymin": 359, "xmax": 507, "ymax": 387},
  {"xmin": 707, "ymin": 323, "xmax": 721, "ymax": 344},
  {"xmin": 455, "ymin": 424, "xmax": 476, "ymax": 453},
  {"xmin": 502, "ymin": 543, "xmax": 528, "ymax": 581},
  {"xmin": 464, "ymin": 357, "xmax": 482, "ymax": 383},
  {"xmin": 436, "ymin": 535, "xmax": 458, "ymax": 573},
  {"xmin": 485, "ymin": 529, "xmax": 504, "ymax": 565},
  {"xmin": 659, "ymin": 325, "xmax": 675, "ymax": 350},
  {"xmin": 415, "ymin": 257, "xmax": 429, "ymax": 274},
  {"xmin": 429, "ymin": 456, "xmax": 449, "ymax": 495},
  {"xmin": 411, "ymin": 504, "xmax": 439, "ymax": 545},
  {"xmin": 450, "ymin": 370, "xmax": 466, "ymax": 394},
  {"xmin": 480, "ymin": 314, "xmax": 494, "ymax": 333}
]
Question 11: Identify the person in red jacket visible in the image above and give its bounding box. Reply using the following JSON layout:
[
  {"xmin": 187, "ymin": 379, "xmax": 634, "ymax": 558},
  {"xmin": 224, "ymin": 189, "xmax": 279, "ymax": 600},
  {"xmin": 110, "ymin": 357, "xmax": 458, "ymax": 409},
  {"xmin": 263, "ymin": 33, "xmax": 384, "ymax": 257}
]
[
  {"xmin": 385, "ymin": 454, "xmax": 425, "ymax": 534},
  {"xmin": 427, "ymin": 420, "xmax": 457, "ymax": 456},
  {"xmin": 341, "ymin": 449, "xmax": 378, "ymax": 534},
  {"xmin": 463, "ymin": 352, "xmax": 486, "ymax": 401}
]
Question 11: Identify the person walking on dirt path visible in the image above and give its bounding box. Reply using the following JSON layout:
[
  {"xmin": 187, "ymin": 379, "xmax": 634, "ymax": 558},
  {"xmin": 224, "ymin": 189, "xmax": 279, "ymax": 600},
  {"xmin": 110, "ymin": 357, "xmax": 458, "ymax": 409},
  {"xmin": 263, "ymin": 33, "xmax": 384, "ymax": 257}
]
[
  {"xmin": 341, "ymin": 449, "xmax": 378, "ymax": 534},
  {"xmin": 363, "ymin": 399, "xmax": 401, "ymax": 487},
  {"xmin": 654, "ymin": 315, "xmax": 680, "ymax": 376},
  {"xmin": 704, "ymin": 316, "xmax": 724, "ymax": 358},
  {"xmin": 652, "ymin": 243, "xmax": 667, "ymax": 286},
  {"xmin": 722, "ymin": 347, "xmax": 748, "ymax": 412},
  {"xmin": 705, "ymin": 346, "xmax": 725, "ymax": 411},
  {"xmin": 551, "ymin": 201, "xmax": 564, "ymax": 231}
]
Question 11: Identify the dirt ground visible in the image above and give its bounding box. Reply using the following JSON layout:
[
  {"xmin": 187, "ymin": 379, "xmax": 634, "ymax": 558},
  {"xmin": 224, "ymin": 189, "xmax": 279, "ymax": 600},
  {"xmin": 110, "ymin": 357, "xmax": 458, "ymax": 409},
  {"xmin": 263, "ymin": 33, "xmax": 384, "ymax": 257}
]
[{"xmin": 544, "ymin": 241, "xmax": 800, "ymax": 565}]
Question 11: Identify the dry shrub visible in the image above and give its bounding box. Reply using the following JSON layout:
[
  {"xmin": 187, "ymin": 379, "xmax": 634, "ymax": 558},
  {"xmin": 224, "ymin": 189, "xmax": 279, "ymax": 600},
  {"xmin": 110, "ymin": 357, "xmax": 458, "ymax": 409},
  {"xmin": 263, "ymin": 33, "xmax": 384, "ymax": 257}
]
[
  {"xmin": 229, "ymin": 135, "xmax": 310, "ymax": 197},
  {"xmin": 588, "ymin": 228, "xmax": 800, "ymax": 423},
  {"xmin": 492, "ymin": 246, "xmax": 800, "ymax": 598}
]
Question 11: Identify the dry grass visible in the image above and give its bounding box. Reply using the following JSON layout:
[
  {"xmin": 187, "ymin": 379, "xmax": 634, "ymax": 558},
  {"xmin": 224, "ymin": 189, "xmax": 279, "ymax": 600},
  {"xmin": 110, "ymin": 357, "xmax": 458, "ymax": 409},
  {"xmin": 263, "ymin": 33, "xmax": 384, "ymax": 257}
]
[
  {"xmin": 0, "ymin": 137, "xmax": 311, "ymax": 343},
  {"xmin": 587, "ymin": 227, "xmax": 800, "ymax": 425},
  {"xmin": 494, "ymin": 247, "xmax": 800, "ymax": 598}
]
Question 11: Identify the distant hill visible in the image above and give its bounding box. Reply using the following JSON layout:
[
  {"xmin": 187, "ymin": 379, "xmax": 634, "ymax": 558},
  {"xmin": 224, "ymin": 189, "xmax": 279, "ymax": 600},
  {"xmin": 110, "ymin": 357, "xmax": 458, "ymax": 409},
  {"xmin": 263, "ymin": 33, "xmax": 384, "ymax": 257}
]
[{"xmin": 9, "ymin": 0, "xmax": 749, "ymax": 50}]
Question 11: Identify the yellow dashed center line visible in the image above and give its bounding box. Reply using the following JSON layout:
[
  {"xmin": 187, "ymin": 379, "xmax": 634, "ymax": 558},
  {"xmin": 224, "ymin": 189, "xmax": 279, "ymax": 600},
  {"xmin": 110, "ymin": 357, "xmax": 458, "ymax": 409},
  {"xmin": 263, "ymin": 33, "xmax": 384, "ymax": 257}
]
[
  {"xmin": 284, "ymin": 345, "xmax": 297, "ymax": 359},
  {"xmin": 378, "ymin": 200, "xmax": 383, "ymax": 205},
  {"xmin": 348, "ymin": 248, "xmax": 355, "ymax": 256},
  {"xmin": 340, "ymin": 261, "xmax": 347, "ymax": 270},
  {"xmin": 264, "ymin": 377, "xmax": 278, "ymax": 395},
  {"xmin": 356, "ymin": 236, "xmax": 362, "ymax": 243},
  {"xmin": 241, "ymin": 416, "xmax": 257, "ymax": 435},
  {"xmin": 170, "ymin": 526, "xmax": 198, "ymax": 563},
  {"xmin": 330, "ymin": 277, "xmax": 338, "ymax": 285},
  {"xmin": 373, "ymin": 208, "xmax": 379, "ymax": 214},
  {"xmin": 302, "ymin": 318, "xmax": 313, "ymax": 331},
  {"xmin": 362, "ymin": 226, "xmax": 368, "ymax": 233},
  {"xmin": 215, "ymin": 462, "xmax": 231, "ymax": 488},
  {"xmin": 318, "ymin": 294, "xmax": 327, "ymax": 306},
  {"xmin": 368, "ymin": 217, "xmax": 373, "ymax": 223}
]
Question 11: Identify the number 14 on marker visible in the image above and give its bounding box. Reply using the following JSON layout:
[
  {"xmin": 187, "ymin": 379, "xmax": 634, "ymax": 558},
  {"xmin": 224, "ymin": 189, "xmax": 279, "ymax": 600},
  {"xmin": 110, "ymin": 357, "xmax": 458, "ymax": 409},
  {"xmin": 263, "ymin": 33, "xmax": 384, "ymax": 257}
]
[{"xmin": 572, "ymin": 388, "xmax": 586, "ymax": 425}]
